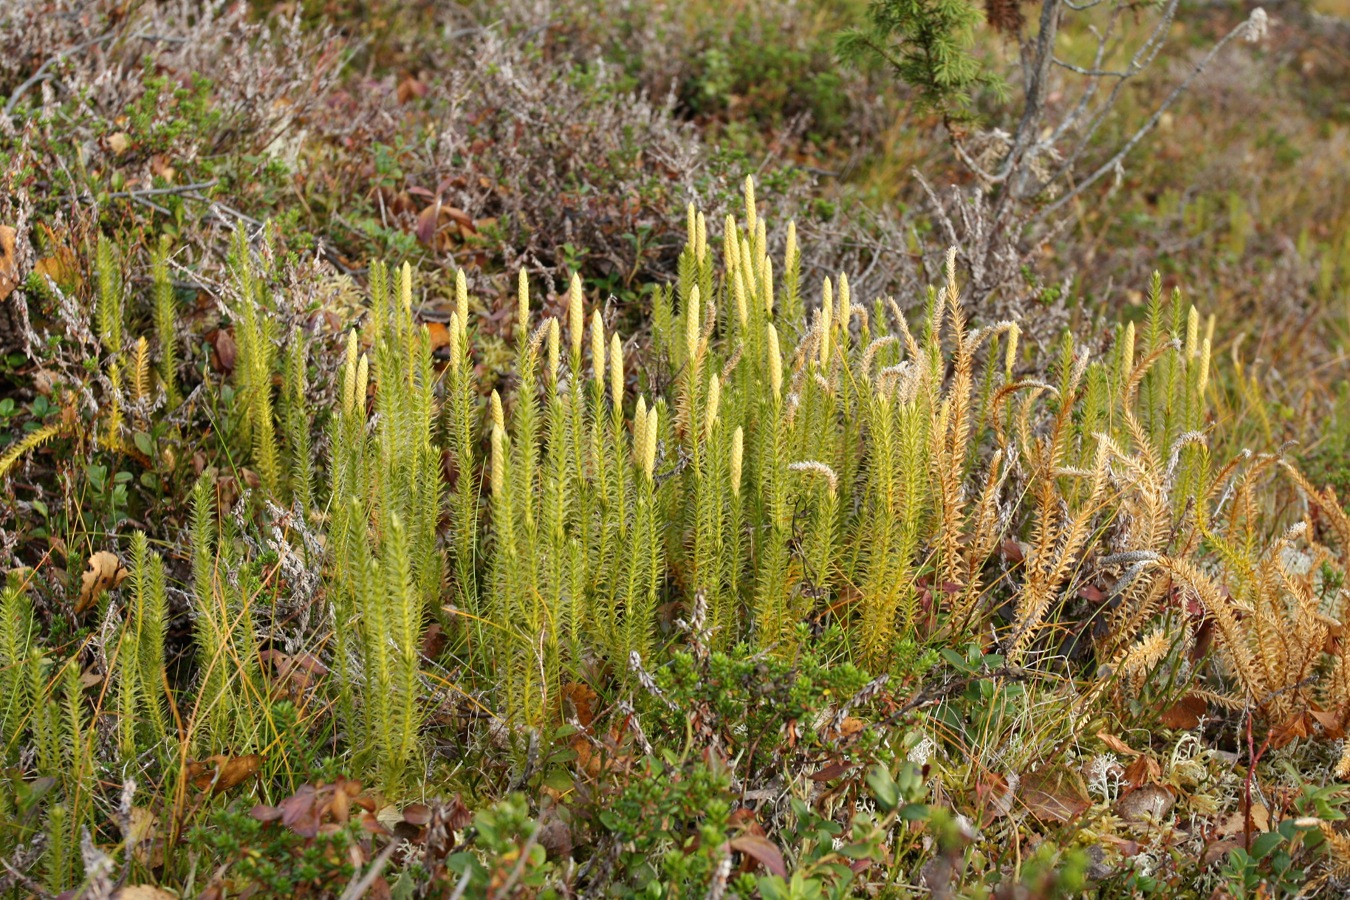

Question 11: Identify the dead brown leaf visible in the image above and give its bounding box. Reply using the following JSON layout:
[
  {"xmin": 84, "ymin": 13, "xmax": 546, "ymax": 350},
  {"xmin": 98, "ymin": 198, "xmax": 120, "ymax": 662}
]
[
  {"xmin": 77, "ymin": 550, "xmax": 128, "ymax": 613},
  {"xmin": 1115, "ymin": 784, "xmax": 1175, "ymax": 824},
  {"xmin": 976, "ymin": 771, "xmax": 1016, "ymax": 821},
  {"xmin": 809, "ymin": 761, "xmax": 854, "ymax": 782},
  {"xmin": 1019, "ymin": 767, "xmax": 1091, "ymax": 823},
  {"xmin": 837, "ymin": 716, "xmax": 866, "ymax": 740},
  {"xmin": 1309, "ymin": 707, "xmax": 1343, "ymax": 734},
  {"xmin": 1159, "ymin": 695, "xmax": 1207, "ymax": 730},
  {"xmin": 115, "ymin": 888, "xmax": 177, "ymax": 900},
  {"xmin": 1215, "ymin": 803, "xmax": 1270, "ymax": 836},
  {"xmin": 1202, "ymin": 838, "xmax": 1241, "ymax": 868},
  {"xmin": 0, "ymin": 225, "xmax": 17, "ymax": 302},
  {"xmin": 34, "ymin": 246, "xmax": 80, "ymax": 292},
  {"xmin": 396, "ymin": 75, "xmax": 427, "ymax": 105},
  {"xmin": 1096, "ymin": 730, "xmax": 1141, "ymax": 757},
  {"xmin": 124, "ymin": 806, "xmax": 165, "ymax": 867},
  {"xmin": 208, "ymin": 328, "xmax": 237, "ymax": 374},
  {"xmin": 561, "ymin": 682, "xmax": 597, "ymax": 728},
  {"xmin": 188, "ymin": 753, "xmax": 263, "ymax": 794},
  {"xmin": 1122, "ymin": 755, "xmax": 1163, "ymax": 787}
]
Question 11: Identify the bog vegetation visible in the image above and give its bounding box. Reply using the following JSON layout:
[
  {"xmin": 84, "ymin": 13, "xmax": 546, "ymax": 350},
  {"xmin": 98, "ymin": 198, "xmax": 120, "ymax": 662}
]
[{"xmin": 2, "ymin": 0, "xmax": 1350, "ymax": 897}]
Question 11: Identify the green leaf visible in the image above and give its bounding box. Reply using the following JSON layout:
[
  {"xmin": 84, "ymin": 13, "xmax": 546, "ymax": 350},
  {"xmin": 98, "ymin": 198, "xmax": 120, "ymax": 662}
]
[
  {"xmin": 899, "ymin": 803, "xmax": 930, "ymax": 821},
  {"xmin": 1250, "ymin": 830, "xmax": 1284, "ymax": 860},
  {"xmin": 867, "ymin": 764, "xmax": 900, "ymax": 811}
]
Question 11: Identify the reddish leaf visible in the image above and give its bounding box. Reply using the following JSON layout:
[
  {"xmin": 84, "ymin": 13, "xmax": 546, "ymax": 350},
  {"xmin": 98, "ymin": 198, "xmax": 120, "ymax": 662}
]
[
  {"xmin": 280, "ymin": 786, "xmax": 321, "ymax": 837},
  {"xmin": 402, "ymin": 803, "xmax": 432, "ymax": 826},
  {"xmin": 728, "ymin": 808, "xmax": 764, "ymax": 834},
  {"xmin": 251, "ymin": 803, "xmax": 284, "ymax": 822},
  {"xmin": 209, "ymin": 329, "xmax": 237, "ymax": 374},
  {"xmin": 1078, "ymin": 584, "xmax": 1107, "ymax": 602},
  {"xmin": 442, "ymin": 795, "xmax": 472, "ymax": 832},
  {"xmin": 290, "ymin": 653, "xmax": 329, "ymax": 676},
  {"xmin": 810, "ymin": 761, "xmax": 854, "ymax": 782},
  {"xmin": 729, "ymin": 835, "xmax": 788, "ymax": 877},
  {"xmin": 416, "ymin": 204, "xmax": 440, "ymax": 245},
  {"xmin": 976, "ymin": 771, "xmax": 1015, "ymax": 820}
]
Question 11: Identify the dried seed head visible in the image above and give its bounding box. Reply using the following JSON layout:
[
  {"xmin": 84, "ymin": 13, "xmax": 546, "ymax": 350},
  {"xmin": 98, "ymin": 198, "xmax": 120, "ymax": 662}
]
[
  {"xmin": 1186, "ymin": 305, "xmax": 1199, "ymax": 359},
  {"xmin": 401, "ymin": 262, "xmax": 413, "ymax": 315},
  {"xmin": 449, "ymin": 313, "xmax": 462, "ymax": 369},
  {"xmin": 744, "ymin": 175, "xmax": 757, "ymax": 236},
  {"xmin": 863, "ymin": 335, "xmax": 898, "ymax": 376},
  {"xmin": 490, "ymin": 389, "xmax": 504, "ymax": 432},
  {"xmin": 785, "ymin": 220, "xmax": 798, "ymax": 271},
  {"xmin": 610, "ymin": 332, "xmax": 624, "ymax": 409},
  {"xmin": 568, "ymin": 272, "xmax": 584, "ymax": 359},
  {"xmin": 685, "ymin": 285, "xmax": 701, "ymax": 364},
  {"xmin": 491, "ymin": 424, "xmax": 505, "ymax": 497},
  {"xmin": 944, "ymin": 247, "xmax": 958, "ymax": 307},
  {"xmin": 1005, "ymin": 323, "xmax": 1020, "ymax": 379},
  {"xmin": 730, "ymin": 426, "xmax": 744, "ymax": 497},
  {"xmin": 591, "ymin": 310, "xmax": 606, "ymax": 385},
  {"xmin": 704, "ymin": 374, "xmax": 721, "ymax": 440},
  {"xmin": 547, "ymin": 319, "xmax": 560, "ymax": 382},
  {"xmin": 1121, "ymin": 321, "xmax": 1135, "ymax": 373},
  {"xmin": 789, "ymin": 460, "xmax": 839, "ymax": 495},
  {"xmin": 695, "ymin": 211, "xmax": 708, "ymax": 262},
  {"xmin": 837, "ymin": 272, "xmax": 850, "ymax": 324},
  {"xmin": 455, "ymin": 269, "xmax": 468, "ymax": 332},
  {"xmin": 1244, "ymin": 6, "xmax": 1268, "ymax": 43},
  {"xmin": 767, "ymin": 322, "xmax": 782, "ymax": 401},
  {"xmin": 517, "ymin": 269, "xmax": 529, "ymax": 335},
  {"xmin": 687, "ymin": 201, "xmax": 697, "ymax": 251}
]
